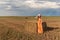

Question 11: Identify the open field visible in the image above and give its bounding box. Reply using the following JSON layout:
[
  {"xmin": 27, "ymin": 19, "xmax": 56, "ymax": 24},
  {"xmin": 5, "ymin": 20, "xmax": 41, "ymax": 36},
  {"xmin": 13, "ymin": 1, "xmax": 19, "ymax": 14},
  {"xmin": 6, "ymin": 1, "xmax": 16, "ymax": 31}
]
[{"xmin": 0, "ymin": 16, "xmax": 60, "ymax": 40}]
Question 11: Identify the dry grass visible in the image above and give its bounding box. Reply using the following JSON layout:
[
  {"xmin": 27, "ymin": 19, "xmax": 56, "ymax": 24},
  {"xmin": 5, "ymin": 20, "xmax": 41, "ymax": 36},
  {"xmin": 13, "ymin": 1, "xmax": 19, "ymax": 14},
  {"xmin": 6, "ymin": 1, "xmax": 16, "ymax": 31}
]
[{"xmin": 0, "ymin": 16, "xmax": 60, "ymax": 40}]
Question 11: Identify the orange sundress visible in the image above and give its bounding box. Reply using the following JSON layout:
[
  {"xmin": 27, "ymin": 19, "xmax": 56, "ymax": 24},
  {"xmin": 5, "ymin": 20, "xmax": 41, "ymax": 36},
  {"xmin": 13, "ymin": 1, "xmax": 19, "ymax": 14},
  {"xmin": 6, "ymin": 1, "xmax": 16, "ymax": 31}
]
[{"xmin": 37, "ymin": 17, "xmax": 43, "ymax": 34}]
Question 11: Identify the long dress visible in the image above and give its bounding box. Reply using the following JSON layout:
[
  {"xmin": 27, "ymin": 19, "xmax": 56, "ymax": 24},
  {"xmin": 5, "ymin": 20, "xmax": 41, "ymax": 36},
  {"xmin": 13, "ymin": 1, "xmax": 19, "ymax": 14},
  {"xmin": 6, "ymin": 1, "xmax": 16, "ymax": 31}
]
[{"xmin": 37, "ymin": 17, "xmax": 43, "ymax": 34}]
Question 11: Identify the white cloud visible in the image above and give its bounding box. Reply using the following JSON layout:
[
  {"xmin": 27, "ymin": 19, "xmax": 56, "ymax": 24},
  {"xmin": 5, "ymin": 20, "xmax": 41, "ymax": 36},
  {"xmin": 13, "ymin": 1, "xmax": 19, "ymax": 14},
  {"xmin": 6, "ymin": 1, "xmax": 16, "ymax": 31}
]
[
  {"xmin": 0, "ymin": 1, "xmax": 8, "ymax": 4},
  {"xmin": 12, "ymin": 0, "xmax": 60, "ymax": 8},
  {"xmin": 0, "ymin": 0, "xmax": 60, "ymax": 9},
  {"xmin": 24, "ymin": 1, "xmax": 60, "ymax": 8},
  {"xmin": 5, "ymin": 5, "xmax": 12, "ymax": 10},
  {"xmin": 43, "ymin": 1, "xmax": 60, "ymax": 8}
]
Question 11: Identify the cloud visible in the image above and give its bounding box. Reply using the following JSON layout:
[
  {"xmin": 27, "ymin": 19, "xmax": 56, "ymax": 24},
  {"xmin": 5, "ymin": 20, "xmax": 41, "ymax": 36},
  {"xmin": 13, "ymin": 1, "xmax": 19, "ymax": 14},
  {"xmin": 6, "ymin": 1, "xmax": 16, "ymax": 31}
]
[
  {"xmin": 12, "ymin": 0, "xmax": 60, "ymax": 9},
  {"xmin": 14, "ymin": 0, "xmax": 60, "ymax": 2},
  {"xmin": 5, "ymin": 5, "xmax": 12, "ymax": 10},
  {"xmin": 0, "ymin": 2, "xmax": 8, "ymax": 4},
  {"xmin": 0, "ymin": 0, "xmax": 60, "ymax": 9},
  {"xmin": 0, "ymin": 0, "xmax": 60, "ymax": 16},
  {"xmin": 25, "ymin": 1, "xmax": 60, "ymax": 8}
]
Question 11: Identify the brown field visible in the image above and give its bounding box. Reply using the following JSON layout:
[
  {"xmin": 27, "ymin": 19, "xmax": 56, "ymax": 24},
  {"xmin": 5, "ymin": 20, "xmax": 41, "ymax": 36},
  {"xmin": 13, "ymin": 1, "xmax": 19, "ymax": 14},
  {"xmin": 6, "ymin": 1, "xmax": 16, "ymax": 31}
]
[{"xmin": 0, "ymin": 16, "xmax": 60, "ymax": 40}]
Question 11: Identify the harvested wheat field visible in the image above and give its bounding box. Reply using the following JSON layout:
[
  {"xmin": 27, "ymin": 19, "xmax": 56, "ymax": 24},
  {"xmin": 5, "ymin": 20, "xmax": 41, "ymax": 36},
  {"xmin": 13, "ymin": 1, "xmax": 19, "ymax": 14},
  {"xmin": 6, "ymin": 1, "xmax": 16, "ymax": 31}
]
[{"xmin": 0, "ymin": 16, "xmax": 60, "ymax": 40}]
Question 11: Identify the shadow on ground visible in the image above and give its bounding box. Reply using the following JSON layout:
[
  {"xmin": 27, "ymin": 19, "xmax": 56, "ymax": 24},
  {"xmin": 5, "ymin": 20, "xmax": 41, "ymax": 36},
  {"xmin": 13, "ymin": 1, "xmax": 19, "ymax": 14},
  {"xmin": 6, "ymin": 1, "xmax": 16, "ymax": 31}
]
[{"xmin": 42, "ymin": 22, "xmax": 59, "ymax": 32}]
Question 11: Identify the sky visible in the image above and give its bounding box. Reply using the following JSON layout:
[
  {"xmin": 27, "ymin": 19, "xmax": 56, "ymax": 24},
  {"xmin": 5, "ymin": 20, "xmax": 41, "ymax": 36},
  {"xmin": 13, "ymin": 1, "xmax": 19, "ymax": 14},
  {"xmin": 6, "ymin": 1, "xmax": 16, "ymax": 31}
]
[{"xmin": 0, "ymin": 0, "xmax": 60, "ymax": 16}]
